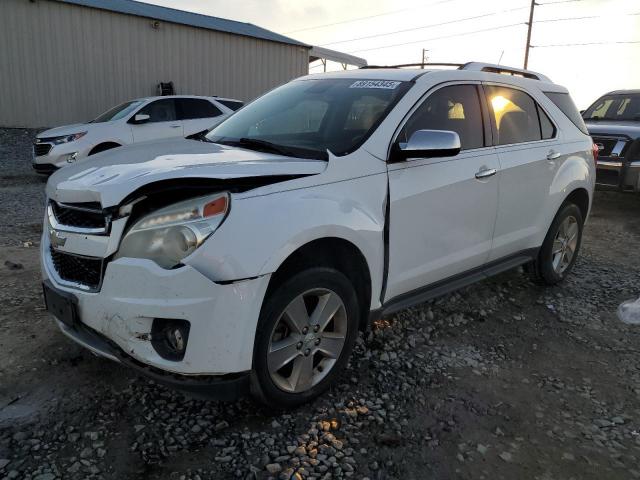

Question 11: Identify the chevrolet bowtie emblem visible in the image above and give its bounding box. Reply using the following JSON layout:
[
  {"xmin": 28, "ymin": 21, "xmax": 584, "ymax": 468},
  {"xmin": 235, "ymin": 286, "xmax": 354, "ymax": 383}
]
[{"xmin": 49, "ymin": 229, "xmax": 67, "ymax": 248}]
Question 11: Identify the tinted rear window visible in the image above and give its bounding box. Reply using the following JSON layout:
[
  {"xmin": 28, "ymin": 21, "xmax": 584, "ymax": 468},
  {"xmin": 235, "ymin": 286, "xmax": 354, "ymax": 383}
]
[
  {"xmin": 544, "ymin": 92, "xmax": 589, "ymax": 135},
  {"xmin": 177, "ymin": 99, "xmax": 222, "ymax": 120},
  {"xmin": 217, "ymin": 100, "xmax": 244, "ymax": 111},
  {"xmin": 485, "ymin": 85, "xmax": 543, "ymax": 145}
]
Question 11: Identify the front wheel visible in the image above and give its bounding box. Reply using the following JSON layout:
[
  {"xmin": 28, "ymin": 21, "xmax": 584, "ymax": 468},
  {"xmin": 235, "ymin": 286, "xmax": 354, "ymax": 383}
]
[
  {"xmin": 251, "ymin": 268, "xmax": 359, "ymax": 408},
  {"xmin": 526, "ymin": 202, "xmax": 584, "ymax": 285}
]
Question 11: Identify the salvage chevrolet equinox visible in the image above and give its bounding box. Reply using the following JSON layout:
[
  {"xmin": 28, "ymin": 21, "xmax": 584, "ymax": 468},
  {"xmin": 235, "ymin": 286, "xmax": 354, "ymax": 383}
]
[{"xmin": 42, "ymin": 63, "xmax": 596, "ymax": 407}]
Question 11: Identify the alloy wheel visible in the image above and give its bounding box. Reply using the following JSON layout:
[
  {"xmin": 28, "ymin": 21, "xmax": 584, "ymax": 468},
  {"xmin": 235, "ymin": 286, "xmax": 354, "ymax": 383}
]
[
  {"xmin": 267, "ymin": 288, "xmax": 347, "ymax": 393},
  {"xmin": 552, "ymin": 215, "xmax": 579, "ymax": 274}
]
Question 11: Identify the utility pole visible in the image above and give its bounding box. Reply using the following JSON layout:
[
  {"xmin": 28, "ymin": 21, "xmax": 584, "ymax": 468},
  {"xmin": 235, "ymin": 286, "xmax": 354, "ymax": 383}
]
[
  {"xmin": 421, "ymin": 48, "xmax": 429, "ymax": 68},
  {"xmin": 523, "ymin": 0, "xmax": 536, "ymax": 69}
]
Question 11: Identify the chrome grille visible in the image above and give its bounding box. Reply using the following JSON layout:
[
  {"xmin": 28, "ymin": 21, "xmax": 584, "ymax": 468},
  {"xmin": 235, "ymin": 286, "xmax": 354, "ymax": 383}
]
[
  {"xmin": 34, "ymin": 143, "xmax": 52, "ymax": 156},
  {"xmin": 49, "ymin": 246, "xmax": 104, "ymax": 291},
  {"xmin": 49, "ymin": 202, "xmax": 109, "ymax": 232},
  {"xmin": 592, "ymin": 136, "xmax": 629, "ymax": 159}
]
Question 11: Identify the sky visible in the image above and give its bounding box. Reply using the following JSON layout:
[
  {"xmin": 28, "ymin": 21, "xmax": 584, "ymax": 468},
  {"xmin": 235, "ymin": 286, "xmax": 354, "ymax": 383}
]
[{"xmin": 144, "ymin": 0, "xmax": 639, "ymax": 108}]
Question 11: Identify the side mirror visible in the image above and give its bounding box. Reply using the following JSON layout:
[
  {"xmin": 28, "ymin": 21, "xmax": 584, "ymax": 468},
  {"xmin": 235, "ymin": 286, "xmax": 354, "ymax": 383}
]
[
  {"xmin": 393, "ymin": 129, "xmax": 461, "ymax": 161},
  {"xmin": 131, "ymin": 113, "xmax": 150, "ymax": 124}
]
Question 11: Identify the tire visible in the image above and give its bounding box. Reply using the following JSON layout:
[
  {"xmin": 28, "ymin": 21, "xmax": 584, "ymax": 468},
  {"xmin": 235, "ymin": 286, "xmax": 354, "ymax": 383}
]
[
  {"xmin": 251, "ymin": 267, "xmax": 360, "ymax": 408},
  {"xmin": 526, "ymin": 202, "xmax": 584, "ymax": 285}
]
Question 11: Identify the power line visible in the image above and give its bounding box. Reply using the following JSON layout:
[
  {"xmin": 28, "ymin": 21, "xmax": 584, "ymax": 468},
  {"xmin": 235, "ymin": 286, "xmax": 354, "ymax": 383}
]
[
  {"xmin": 532, "ymin": 40, "xmax": 640, "ymax": 47},
  {"xmin": 348, "ymin": 22, "xmax": 526, "ymax": 54},
  {"xmin": 535, "ymin": 12, "xmax": 640, "ymax": 23},
  {"xmin": 283, "ymin": 0, "xmax": 456, "ymax": 33},
  {"xmin": 537, "ymin": 0, "xmax": 584, "ymax": 5},
  {"xmin": 320, "ymin": 6, "xmax": 530, "ymax": 47}
]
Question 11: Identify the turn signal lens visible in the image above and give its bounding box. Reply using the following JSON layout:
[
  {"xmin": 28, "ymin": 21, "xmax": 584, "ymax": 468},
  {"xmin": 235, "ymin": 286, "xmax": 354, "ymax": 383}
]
[{"xmin": 203, "ymin": 196, "xmax": 228, "ymax": 218}]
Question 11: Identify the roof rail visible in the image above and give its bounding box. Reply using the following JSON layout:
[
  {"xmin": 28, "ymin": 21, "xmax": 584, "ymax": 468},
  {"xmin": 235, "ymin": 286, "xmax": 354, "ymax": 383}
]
[
  {"xmin": 360, "ymin": 62, "xmax": 464, "ymax": 69},
  {"xmin": 460, "ymin": 62, "xmax": 551, "ymax": 82},
  {"xmin": 358, "ymin": 61, "xmax": 552, "ymax": 82}
]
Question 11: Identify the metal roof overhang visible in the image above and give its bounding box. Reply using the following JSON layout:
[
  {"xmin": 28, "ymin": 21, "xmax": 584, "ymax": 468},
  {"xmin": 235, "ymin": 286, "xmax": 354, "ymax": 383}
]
[
  {"xmin": 309, "ymin": 46, "xmax": 367, "ymax": 68},
  {"xmin": 53, "ymin": 0, "xmax": 310, "ymax": 47}
]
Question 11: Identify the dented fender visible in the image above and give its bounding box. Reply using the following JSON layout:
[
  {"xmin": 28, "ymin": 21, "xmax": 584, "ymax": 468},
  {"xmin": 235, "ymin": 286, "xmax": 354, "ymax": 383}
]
[{"xmin": 185, "ymin": 172, "xmax": 389, "ymax": 310}]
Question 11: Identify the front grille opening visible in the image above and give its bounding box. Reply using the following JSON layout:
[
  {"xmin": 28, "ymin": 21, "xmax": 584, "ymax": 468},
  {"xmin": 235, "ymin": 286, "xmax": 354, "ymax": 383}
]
[
  {"xmin": 593, "ymin": 136, "xmax": 628, "ymax": 158},
  {"xmin": 51, "ymin": 202, "xmax": 108, "ymax": 229},
  {"xmin": 49, "ymin": 246, "xmax": 104, "ymax": 290},
  {"xmin": 34, "ymin": 143, "xmax": 52, "ymax": 156}
]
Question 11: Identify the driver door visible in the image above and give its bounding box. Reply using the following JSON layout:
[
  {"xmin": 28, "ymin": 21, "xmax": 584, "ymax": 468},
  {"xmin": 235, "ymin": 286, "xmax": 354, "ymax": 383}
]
[
  {"xmin": 384, "ymin": 83, "xmax": 500, "ymax": 301},
  {"xmin": 130, "ymin": 99, "xmax": 183, "ymax": 142}
]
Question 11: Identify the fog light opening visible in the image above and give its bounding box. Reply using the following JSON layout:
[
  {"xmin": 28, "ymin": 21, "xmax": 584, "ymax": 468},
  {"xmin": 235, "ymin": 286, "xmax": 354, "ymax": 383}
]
[
  {"xmin": 151, "ymin": 318, "xmax": 191, "ymax": 361},
  {"xmin": 66, "ymin": 152, "xmax": 78, "ymax": 163}
]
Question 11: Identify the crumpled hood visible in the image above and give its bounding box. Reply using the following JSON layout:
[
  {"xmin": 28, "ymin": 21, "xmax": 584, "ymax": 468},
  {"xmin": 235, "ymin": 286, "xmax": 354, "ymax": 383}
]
[
  {"xmin": 46, "ymin": 138, "xmax": 327, "ymax": 206},
  {"xmin": 37, "ymin": 123, "xmax": 96, "ymax": 138},
  {"xmin": 585, "ymin": 120, "xmax": 640, "ymax": 139}
]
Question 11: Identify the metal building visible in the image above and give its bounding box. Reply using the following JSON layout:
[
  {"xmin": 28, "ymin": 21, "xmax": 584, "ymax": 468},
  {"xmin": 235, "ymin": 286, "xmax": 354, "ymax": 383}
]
[{"xmin": 0, "ymin": 0, "xmax": 322, "ymax": 127}]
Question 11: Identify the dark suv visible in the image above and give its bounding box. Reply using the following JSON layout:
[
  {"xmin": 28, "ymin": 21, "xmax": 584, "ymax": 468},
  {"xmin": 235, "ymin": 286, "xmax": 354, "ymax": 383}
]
[{"xmin": 583, "ymin": 90, "xmax": 640, "ymax": 191}]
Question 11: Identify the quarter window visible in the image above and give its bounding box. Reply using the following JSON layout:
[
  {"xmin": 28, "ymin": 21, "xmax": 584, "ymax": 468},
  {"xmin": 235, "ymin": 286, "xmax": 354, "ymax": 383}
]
[
  {"xmin": 400, "ymin": 84, "xmax": 484, "ymax": 150},
  {"xmin": 136, "ymin": 99, "xmax": 176, "ymax": 123},
  {"xmin": 537, "ymin": 104, "xmax": 556, "ymax": 139},
  {"xmin": 485, "ymin": 86, "xmax": 543, "ymax": 145}
]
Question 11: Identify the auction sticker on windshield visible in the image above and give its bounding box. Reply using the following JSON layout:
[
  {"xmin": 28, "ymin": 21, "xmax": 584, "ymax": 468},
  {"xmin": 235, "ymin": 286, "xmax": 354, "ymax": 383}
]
[{"xmin": 350, "ymin": 80, "xmax": 401, "ymax": 89}]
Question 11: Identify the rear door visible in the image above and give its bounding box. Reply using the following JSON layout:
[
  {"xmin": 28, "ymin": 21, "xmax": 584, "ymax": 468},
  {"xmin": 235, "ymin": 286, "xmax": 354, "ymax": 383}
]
[
  {"xmin": 384, "ymin": 83, "xmax": 501, "ymax": 301},
  {"xmin": 130, "ymin": 99, "xmax": 183, "ymax": 142},
  {"xmin": 482, "ymin": 84, "xmax": 561, "ymax": 261},
  {"xmin": 176, "ymin": 98, "xmax": 224, "ymax": 135}
]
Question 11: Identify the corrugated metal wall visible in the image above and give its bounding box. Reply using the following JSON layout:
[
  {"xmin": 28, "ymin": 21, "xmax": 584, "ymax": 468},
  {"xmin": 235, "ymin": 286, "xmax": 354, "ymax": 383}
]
[{"xmin": 0, "ymin": 0, "xmax": 310, "ymax": 127}]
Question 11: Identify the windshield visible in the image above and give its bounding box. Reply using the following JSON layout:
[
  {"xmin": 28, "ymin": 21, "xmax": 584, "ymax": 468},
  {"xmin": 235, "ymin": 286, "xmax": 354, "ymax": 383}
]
[
  {"xmin": 583, "ymin": 94, "xmax": 640, "ymax": 121},
  {"xmin": 91, "ymin": 100, "xmax": 144, "ymax": 123},
  {"xmin": 205, "ymin": 78, "xmax": 412, "ymax": 159}
]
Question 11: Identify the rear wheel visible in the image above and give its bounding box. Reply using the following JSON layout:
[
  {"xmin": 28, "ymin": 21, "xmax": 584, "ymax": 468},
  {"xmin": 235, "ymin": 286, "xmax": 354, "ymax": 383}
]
[
  {"xmin": 251, "ymin": 268, "xmax": 359, "ymax": 408},
  {"xmin": 526, "ymin": 203, "xmax": 584, "ymax": 285}
]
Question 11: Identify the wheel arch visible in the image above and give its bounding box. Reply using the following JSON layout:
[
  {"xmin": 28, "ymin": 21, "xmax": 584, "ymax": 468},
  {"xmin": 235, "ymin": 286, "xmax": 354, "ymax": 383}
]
[
  {"xmin": 265, "ymin": 237, "xmax": 373, "ymax": 331},
  {"xmin": 563, "ymin": 187, "xmax": 590, "ymax": 221},
  {"xmin": 89, "ymin": 141, "xmax": 122, "ymax": 156}
]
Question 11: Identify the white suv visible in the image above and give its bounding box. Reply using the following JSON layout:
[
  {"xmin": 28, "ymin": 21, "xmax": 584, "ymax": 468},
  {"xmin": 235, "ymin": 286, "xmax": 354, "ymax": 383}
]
[
  {"xmin": 32, "ymin": 95, "xmax": 243, "ymax": 173},
  {"xmin": 41, "ymin": 63, "xmax": 595, "ymax": 407}
]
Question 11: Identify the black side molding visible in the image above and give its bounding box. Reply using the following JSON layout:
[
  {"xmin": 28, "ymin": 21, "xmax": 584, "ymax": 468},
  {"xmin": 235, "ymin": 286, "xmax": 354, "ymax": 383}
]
[{"xmin": 379, "ymin": 248, "xmax": 538, "ymax": 317}]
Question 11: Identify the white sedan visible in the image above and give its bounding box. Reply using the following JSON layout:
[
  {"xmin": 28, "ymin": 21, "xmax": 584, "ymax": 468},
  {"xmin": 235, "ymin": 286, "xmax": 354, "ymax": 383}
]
[{"xmin": 32, "ymin": 95, "xmax": 242, "ymax": 173}]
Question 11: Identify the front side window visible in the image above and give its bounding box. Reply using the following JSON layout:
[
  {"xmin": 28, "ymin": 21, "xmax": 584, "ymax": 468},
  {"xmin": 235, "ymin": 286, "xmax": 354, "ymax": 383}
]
[
  {"xmin": 177, "ymin": 99, "xmax": 222, "ymax": 120},
  {"xmin": 399, "ymin": 84, "xmax": 485, "ymax": 150},
  {"xmin": 485, "ymin": 86, "xmax": 543, "ymax": 145},
  {"xmin": 583, "ymin": 93, "xmax": 640, "ymax": 122},
  {"xmin": 136, "ymin": 99, "xmax": 176, "ymax": 123},
  {"xmin": 206, "ymin": 78, "xmax": 412, "ymax": 159},
  {"xmin": 92, "ymin": 101, "xmax": 144, "ymax": 123}
]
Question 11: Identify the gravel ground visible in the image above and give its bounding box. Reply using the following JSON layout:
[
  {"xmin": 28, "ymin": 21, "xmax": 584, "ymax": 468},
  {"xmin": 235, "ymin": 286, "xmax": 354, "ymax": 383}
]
[{"xmin": 1, "ymin": 127, "xmax": 640, "ymax": 480}]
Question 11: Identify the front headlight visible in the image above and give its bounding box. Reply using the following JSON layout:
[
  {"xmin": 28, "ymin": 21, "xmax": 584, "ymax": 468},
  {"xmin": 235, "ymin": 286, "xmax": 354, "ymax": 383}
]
[
  {"xmin": 115, "ymin": 192, "xmax": 229, "ymax": 268},
  {"xmin": 51, "ymin": 132, "xmax": 87, "ymax": 144}
]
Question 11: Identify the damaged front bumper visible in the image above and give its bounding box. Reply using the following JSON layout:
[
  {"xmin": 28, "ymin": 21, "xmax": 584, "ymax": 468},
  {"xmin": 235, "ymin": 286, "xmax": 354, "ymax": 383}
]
[{"xmin": 42, "ymin": 238, "xmax": 270, "ymax": 398}]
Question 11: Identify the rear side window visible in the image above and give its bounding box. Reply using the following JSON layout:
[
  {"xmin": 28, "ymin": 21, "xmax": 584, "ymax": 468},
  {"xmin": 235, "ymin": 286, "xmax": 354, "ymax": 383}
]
[
  {"xmin": 177, "ymin": 99, "xmax": 222, "ymax": 120},
  {"xmin": 544, "ymin": 91, "xmax": 589, "ymax": 135},
  {"xmin": 400, "ymin": 84, "xmax": 485, "ymax": 150},
  {"xmin": 484, "ymin": 86, "xmax": 543, "ymax": 145},
  {"xmin": 217, "ymin": 99, "xmax": 244, "ymax": 111}
]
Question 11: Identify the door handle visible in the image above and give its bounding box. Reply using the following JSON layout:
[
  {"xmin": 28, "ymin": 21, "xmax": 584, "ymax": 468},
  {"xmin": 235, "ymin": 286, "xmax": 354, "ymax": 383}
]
[
  {"xmin": 475, "ymin": 168, "xmax": 497, "ymax": 179},
  {"xmin": 170, "ymin": 125, "xmax": 181, "ymax": 128},
  {"xmin": 547, "ymin": 150, "xmax": 561, "ymax": 161}
]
